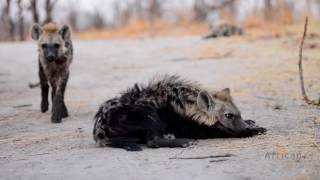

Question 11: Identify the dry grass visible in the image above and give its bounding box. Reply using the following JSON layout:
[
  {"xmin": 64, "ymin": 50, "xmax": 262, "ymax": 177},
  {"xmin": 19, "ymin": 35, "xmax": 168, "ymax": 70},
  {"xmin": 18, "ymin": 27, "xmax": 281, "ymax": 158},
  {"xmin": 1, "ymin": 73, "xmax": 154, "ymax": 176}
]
[
  {"xmin": 74, "ymin": 15, "xmax": 320, "ymax": 40},
  {"xmin": 74, "ymin": 20, "xmax": 209, "ymax": 40},
  {"xmin": 245, "ymin": 16, "xmax": 320, "ymax": 39}
]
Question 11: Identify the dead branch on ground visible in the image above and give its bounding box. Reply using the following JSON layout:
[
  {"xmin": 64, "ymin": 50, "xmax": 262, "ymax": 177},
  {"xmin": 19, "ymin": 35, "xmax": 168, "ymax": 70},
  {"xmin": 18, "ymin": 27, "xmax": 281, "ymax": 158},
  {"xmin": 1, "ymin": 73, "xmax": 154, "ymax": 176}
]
[
  {"xmin": 169, "ymin": 153, "xmax": 234, "ymax": 160},
  {"xmin": 13, "ymin": 104, "xmax": 32, "ymax": 108}
]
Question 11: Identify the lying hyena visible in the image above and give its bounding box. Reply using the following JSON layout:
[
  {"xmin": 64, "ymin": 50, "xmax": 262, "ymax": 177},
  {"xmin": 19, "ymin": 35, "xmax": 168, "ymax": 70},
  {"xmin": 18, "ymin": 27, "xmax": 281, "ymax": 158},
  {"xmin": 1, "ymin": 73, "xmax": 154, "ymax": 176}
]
[
  {"xmin": 93, "ymin": 75, "xmax": 266, "ymax": 151},
  {"xmin": 31, "ymin": 23, "xmax": 73, "ymax": 123}
]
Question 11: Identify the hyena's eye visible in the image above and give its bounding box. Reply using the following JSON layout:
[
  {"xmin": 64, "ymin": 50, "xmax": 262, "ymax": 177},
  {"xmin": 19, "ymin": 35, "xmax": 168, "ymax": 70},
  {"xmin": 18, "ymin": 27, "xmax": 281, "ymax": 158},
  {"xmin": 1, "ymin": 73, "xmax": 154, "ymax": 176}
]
[
  {"xmin": 41, "ymin": 43, "xmax": 48, "ymax": 49},
  {"xmin": 53, "ymin": 43, "xmax": 60, "ymax": 49},
  {"xmin": 224, "ymin": 113, "xmax": 234, "ymax": 119}
]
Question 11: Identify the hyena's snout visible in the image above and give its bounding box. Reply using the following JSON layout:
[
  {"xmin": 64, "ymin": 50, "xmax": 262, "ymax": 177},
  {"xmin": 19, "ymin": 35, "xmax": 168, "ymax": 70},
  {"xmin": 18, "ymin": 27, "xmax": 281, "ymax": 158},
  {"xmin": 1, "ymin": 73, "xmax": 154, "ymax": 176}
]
[
  {"xmin": 233, "ymin": 119, "xmax": 267, "ymax": 137},
  {"xmin": 44, "ymin": 45, "xmax": 60, "ymax": 62},
  {"xmin": 46, "ymin": 52, "xmax": 56, "ymax": 62}
]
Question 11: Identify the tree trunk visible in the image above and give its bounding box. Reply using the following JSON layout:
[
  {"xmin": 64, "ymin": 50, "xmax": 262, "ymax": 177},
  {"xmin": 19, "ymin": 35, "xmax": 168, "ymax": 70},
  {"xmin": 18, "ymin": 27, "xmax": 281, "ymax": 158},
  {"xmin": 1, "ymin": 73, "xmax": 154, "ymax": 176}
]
[
  {"xmin": 148, "ymin": 0, "xmax": 162, "ymax": 37},
  {"xmin": 17, "ymin": 0, "xmax": 25, "ymax": 41},
  {"xmin": 4, "ymin": 0, "xmax": 15, "ymax": 41},
  {"xmin": 30, "ymin": 0, "xmax": 39, "ymax": 23},
  {"xmin": 193, "ymin": 0, "xmax": 208, "ymax": 22},
  {"xmin": 264, "ymin": 0, "xmax": 273, "ymax": 21}
]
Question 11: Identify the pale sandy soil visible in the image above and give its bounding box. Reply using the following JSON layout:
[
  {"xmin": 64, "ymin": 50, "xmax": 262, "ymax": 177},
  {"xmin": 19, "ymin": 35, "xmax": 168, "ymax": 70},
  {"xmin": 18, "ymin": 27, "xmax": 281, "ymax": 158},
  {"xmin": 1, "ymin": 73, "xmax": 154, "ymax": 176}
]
[{"xmin": 0, "ymin": 34, "xmax": 319, "ymax": 180}]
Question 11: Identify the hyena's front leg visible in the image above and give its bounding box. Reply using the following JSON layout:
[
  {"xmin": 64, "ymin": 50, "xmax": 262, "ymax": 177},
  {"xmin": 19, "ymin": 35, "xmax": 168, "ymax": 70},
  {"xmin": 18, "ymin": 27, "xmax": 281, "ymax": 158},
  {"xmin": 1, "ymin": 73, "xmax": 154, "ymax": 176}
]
[
  {"xmin": 51, "ymin": 83, "xmax": 56, "ymax": 103},
  {"xmin": 39, "ymin": 63, "xmax": 49, "ymax": 113},
  {"xmin": 51, "ymin": 83, "xmax": 68, "ymax": 118},
  {"xmin": 51, "ymin": 74, "xmax": 69, "ymax": 123}
]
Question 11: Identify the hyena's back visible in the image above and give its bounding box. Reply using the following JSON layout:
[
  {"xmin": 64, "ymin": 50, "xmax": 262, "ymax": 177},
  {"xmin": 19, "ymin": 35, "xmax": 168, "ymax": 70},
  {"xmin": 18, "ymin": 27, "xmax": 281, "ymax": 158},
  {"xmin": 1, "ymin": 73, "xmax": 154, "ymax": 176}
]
[{"xmin": 120, "ymin": 75, "xmax": 201, "ymax": 108}]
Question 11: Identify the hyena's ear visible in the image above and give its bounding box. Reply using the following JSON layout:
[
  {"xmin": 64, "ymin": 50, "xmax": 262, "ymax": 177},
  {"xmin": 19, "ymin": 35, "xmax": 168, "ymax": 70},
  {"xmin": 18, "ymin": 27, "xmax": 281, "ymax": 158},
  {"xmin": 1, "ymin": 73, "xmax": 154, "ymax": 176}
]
[
  {"xmin": 213, "ymin": 88, "xmax": 232, "ymax": 102},
  {"xmin": 58, "ymin": 25, "xmax": 71, "ymax": 41},
  {"xmin": 31, "ymin": 24, "xmax": 43, "ymax": 40},
  {"xmin": 197, "ymin": 90, "xmax": 215, "ymax": 112}
]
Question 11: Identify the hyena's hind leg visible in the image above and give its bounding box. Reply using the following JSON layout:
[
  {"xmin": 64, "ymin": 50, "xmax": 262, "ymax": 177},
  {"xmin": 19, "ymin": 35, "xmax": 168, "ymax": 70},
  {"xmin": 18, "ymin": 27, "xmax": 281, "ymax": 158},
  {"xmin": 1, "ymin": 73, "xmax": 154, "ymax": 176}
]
[
  {"xmin": 143, "ymin": 113, "xmax": 195, "ymax": 148},
  {"xmin": 108, "ymin": 137, "xmax": 142, "ymax": 151},
  {"xmin": 94, "ymin": 104, "xmax": 194, "ymax": 151},
  {"xmin": 39, "ymin": 63, "xmax": 49, "ymax": 113},
  {"xmin": 105, "ymin": 117, "xmax": 194, "ymax": 150}
]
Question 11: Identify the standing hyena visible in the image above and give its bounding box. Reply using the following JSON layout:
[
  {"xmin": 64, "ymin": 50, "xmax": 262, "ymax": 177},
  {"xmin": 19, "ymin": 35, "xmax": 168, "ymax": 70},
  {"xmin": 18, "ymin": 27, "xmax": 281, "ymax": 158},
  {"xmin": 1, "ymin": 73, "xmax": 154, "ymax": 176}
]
[
  {"xmin": 93, "ymin": 75, "xmax": 267, "ymax": 151},
  {"xmin": 31, "ymin": 23, "xmax": 73, "ymax": 123}
]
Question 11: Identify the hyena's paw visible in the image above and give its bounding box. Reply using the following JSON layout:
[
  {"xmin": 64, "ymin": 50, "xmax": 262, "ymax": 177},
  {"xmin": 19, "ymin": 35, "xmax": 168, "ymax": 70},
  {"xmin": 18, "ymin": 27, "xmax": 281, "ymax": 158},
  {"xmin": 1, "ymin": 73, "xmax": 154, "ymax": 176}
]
[
  {"xmin": 108, "ymin": 137, "xmax": 142, "ymax": 151},
  {"xmin": 250, "ymin": 126, "xmax": 267, "ymax": 135},
  {"xmin": 122, "ymin": 143, "xmax": 142, "ymax": 151},
  {"xmin": 61, "ymin": 105, "xmax": 69, "ymax": 118},
  {"xmin": 244, "ymin": 120, "xmax": 266, "ymax": 135},
  {"xmin": 176, "ymin": 138, "xmax": 197, "ymax": 148},
  {"xmin": 245, "ymin": 120, "xmax": 256, "ymax": 126},
  {"xmin": 41, "ymin": 101, "xmax": 49, "ymax": 113},
  {"xmin": 256, "ymin": 127, "xmax": 267, "ymax": 134},
  {"xmin": 51, "ymin": 112, "xmax": 62, "ymax": 123}
]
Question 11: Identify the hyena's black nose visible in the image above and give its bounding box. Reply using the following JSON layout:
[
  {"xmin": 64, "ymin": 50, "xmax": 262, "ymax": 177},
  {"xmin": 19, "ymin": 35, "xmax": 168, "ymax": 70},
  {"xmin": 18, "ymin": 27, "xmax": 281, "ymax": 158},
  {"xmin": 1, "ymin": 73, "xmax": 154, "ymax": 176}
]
[
  {"xmin": 47, "ymin": 55, "xmax": 55, "ymax": 61},
  {"xmin": 46, "ymin": 52, "xmax": 56, "ymax": 62}
]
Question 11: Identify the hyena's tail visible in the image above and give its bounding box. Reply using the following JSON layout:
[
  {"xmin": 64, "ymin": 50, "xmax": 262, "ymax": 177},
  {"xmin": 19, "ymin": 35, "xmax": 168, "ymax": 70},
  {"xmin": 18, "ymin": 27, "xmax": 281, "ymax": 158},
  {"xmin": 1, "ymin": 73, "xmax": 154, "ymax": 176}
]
[{"xmin": 28, "ymin": 82, "xmax": 40, "ymax": 88}]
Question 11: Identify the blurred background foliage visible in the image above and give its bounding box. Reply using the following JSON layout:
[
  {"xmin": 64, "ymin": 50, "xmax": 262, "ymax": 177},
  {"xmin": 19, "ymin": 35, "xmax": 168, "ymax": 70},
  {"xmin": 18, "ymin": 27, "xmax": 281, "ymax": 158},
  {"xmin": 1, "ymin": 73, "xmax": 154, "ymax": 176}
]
[{"xmin": 0, "ymin": 0, "xmax": 319, "ymax": 41}]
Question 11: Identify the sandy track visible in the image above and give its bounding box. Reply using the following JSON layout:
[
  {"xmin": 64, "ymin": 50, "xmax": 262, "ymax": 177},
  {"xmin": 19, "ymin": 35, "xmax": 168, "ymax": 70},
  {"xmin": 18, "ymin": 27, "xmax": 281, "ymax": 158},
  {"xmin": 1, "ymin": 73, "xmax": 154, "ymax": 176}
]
[{"xmin": 0, "ymin": 36, "xmax": 319, "ymax": 180}]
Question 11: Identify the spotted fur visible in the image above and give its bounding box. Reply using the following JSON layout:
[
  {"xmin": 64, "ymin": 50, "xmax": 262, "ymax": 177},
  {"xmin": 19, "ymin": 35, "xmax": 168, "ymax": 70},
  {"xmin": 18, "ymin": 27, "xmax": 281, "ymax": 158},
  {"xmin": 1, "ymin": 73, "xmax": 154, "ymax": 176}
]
[
  {"xmin": 93, "ymin": 75, "xmax": 266, "ymax": 151},
  {"xmin": 31, "ymin": 22, "xmax": 73, "ymax": 123}
]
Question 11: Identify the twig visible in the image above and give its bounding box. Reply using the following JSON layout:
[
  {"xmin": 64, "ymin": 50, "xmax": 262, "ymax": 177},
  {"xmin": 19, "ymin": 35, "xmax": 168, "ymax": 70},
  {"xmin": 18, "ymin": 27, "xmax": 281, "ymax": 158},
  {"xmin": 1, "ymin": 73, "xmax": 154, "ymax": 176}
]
[
  {"xmin": 169, "ymin": 153, "xmax": 234, "ymax": 160},
  {"xmin": 298, "ymin": 16, "xmax": 320, "ymax": 106},
  {"xmin": 209, "ymin": 159, "xmax": 228, "ymax": 163},
  {"xmin": 29, "ymin": 152, "xmax": 50, "ymax": 156},
  {"xmin": 13, "ymin": 104, "xmax": 32, "ymax": 108}
]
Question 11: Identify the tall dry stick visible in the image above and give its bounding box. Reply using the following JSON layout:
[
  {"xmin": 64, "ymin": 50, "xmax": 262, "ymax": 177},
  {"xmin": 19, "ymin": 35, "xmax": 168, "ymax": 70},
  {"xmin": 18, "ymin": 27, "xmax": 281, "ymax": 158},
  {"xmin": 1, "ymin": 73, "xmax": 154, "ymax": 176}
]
[{"xmin": 298, "ymin": 16, "xmax": 320, "ymax": 106}]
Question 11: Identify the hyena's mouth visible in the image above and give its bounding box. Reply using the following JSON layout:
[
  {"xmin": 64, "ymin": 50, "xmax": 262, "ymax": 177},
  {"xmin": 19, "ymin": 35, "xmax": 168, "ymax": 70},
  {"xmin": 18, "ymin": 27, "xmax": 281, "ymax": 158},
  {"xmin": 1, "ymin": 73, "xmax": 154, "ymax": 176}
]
[
  {"xmin": 213, "ymin": 121, "xmax": 238, "ymax": 135},
  {"xmin": 46, "ymin": 56, "xmax": 56, "ymax": 63},
  {"xmin": 53, "ymin": 57, "xmax": 68, "ymax": 64}
]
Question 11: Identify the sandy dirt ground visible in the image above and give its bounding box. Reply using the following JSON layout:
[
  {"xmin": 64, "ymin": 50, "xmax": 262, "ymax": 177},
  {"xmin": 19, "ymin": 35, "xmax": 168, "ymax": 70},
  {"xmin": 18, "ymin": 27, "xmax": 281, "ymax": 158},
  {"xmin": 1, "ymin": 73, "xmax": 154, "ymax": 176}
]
[{"xmin": 0, "ymin": 34, "xmax": 319, "ymax": 180}]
